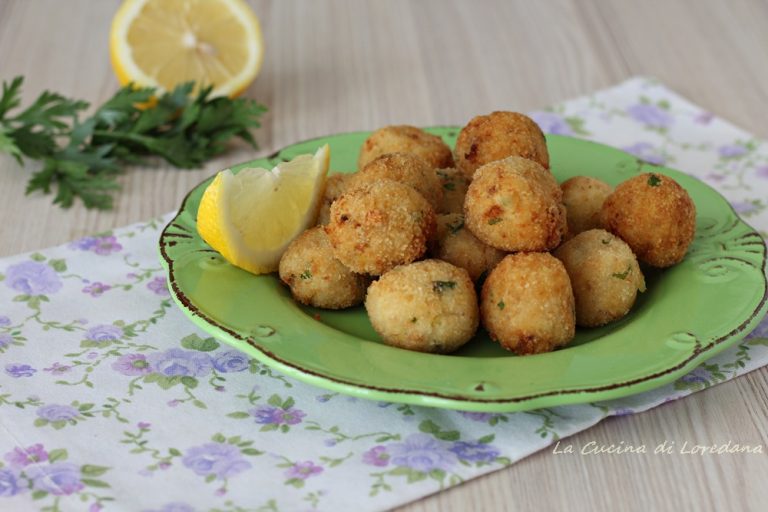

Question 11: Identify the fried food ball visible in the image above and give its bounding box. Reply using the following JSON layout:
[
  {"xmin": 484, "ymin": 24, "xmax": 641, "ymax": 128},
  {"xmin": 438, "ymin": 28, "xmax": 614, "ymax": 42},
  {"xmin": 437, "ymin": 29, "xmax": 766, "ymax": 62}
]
[
  {"xmin": 429, "ymin": 213, "xmax": 505, "ymax": 281},
  {"xmin": 561, "ymin": 176, "xmax": 613, "ymax": 238},
  {"xmin": 365, "ymin": 259, "xmax": 478, "ymax": 353},
  {"xmin": 358, "ymin": 125, "xmax": 454, "ymax": 170},
  {"xmin": 454, "ymin": 111, "xmax": 549, "ymax": 180},
  {"xmin": 317, "ymin": 173, "xmax": 351, "ymax": 225},
  {"xmin": 325, "ymin": 180, "xmax": 436, "ymax": 275},
  {"xmin": 464, "ymin": 156, "xmax": 566, "ymax": 252},
  {"xmin": 480, "ymin": 253, "xmax": 575, "ymax": 355},
  {"xmin": 436, "ymin": 167, "xmax": 470, "ymax": 214},
  {"xmin": 279, "ymin": 227, "xmax": 369, "ymax": 309},
  {"xmin": 347, "ymin": 152, "xmax": 443, "ymax": 211},
  {"xmin": 554, "ymin": 229, "xmax": 646, "ymax": 327},
  {"xmin": 601, "ymin": 173, "xmax": 696, "ymax": 267}
]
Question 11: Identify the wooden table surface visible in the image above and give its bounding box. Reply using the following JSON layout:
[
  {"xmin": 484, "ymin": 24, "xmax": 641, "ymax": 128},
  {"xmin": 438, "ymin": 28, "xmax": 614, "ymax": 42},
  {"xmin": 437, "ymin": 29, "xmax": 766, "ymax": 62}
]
[{"xmin": 1, "ymin": 1, "xmax": 767, "ymax": 510}]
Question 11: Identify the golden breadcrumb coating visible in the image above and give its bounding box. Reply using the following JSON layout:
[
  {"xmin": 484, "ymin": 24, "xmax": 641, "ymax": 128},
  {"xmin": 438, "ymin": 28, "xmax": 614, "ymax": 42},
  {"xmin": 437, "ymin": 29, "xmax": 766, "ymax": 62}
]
[
  {"xmin": 463, "ymin": 156, "xmax": 566, "ymax": 252},
  {"xmin": 454, "ymin": 111, "xmax": 549, "ymax": 180},
  {"xmin": 560, "ymin": 176, "xmax": 613, "ymax": 238},
  {"xmin": 436, "ymin": 167, "xmax": 470, "ymax": 214},
  {"xmin": 358, "ymin": 125, "xmax": 454, "ymax": 170},
  {"xmin": 480, "ymin": 253, "xmax": 575, "ymax": 355},
  {"xmin": 325, "ymin": 180, "xmax": 436, "ymax": 275},
  {"xmin": 365, "ymin": 259, "xmax": 478, "ymax": 353},
  {"xmin": 601, "ymin": 173, "xmax": 696, "ymax": 267},
  {"xmin": 347, "ymin": 152, "xmax": 443, "ymax": 211},
  {"xmin": 317, "ymin": 173, "xmax": 352, "ymax": 225},
  {"xmin": 429, "ymin": 213, "xmax": 505, "ymax": 281},
  {"xmin": 554, "ymin": 229, "xmax": 645, "ymax": 327},
  {"xmin": 279, "ymin": 227, "xmax": 369, "ymax": 309}
]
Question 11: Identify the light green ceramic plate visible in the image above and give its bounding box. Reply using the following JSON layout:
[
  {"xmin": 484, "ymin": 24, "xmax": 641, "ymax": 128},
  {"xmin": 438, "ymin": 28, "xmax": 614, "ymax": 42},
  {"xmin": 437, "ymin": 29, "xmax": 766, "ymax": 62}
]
[{"xmin": 159, "ymin": 130, "xmax": 768, "ymax": 412}]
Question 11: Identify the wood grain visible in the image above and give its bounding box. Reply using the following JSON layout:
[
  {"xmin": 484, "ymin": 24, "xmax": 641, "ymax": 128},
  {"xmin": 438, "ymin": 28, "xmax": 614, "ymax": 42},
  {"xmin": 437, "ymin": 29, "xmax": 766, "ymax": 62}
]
[{"xmin": 1, "ymin": 1, "xmax": 767, "ymax": 510}]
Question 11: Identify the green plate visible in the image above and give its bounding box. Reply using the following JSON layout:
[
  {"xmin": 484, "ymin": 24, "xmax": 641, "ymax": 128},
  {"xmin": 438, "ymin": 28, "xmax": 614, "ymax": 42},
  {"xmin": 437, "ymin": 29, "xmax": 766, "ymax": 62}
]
[{"xmin": 159, "ymin": 130, "xmax": 768, "ymax": 412}]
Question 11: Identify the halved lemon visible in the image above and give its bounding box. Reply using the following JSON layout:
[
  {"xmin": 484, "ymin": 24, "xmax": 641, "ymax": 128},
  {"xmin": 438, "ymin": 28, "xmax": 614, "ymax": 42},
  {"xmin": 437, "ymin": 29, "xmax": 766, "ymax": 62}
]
[
  {"xmin": 197, "ymin": 145, "xmax": 331, "ymax": 274},
  {"xmin": 110, "ymin": 0, "xmax": 264, "ymax": 97}
]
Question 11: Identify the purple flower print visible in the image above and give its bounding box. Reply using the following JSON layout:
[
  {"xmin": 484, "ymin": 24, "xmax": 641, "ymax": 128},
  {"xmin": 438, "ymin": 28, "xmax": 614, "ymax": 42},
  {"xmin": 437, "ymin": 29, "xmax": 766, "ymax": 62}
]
[
  {"xmin": 250, "ymin": 405, "xmax": 306, "ymax": 425},
  {"xmin": 0, "ymin": 333, "xmax": 12, "ymax": 349},
  {"xmin": 746, "ymin": 314, "xmax": 768, "ymax": 340},
  {"xmin": 69, "ymin": 237, "xmax": 98, "ymax": 251},
  {"xmin": 137, "ymin": 422, "xmax": 151, "ymax": 430},
  {"xmin": 5, "ymin": 444, "xmax": 48, "ymax": 468},
  {"xmin": 91, "ymin": 236, "xmax": 123, "ymax": 256},
  {"xmin": 627, "ymin": 103, "xmax": 672, "ymax": 128},
  {"xmin": 718, "ymin": 144, "xmax": 748, "ymax": 158},
  {"xmin": 529, "ymin": 112, "xmax": 574, "ymax": 136},
  {"xmin": 0, "ymin": 469, "xmax": 20, "ymax": 497},
  {"xmin": 43, "ymin": 362, "xmax": 71, "ymax": 375},
  {"xmin": 37, "ymin": 404, "xmax": 80, "ymax": 422},
  {"xmin": 89, "ymin": 504, "xmax": 103, "ymax": 512},
  {"xmin": 0, "ymin": 315, "xmax": 10, "ymax": 326},
  {"xmin": 70, "ymin": 235, "xmax": 123, "ymax": 255},
  {"xmin": 679, "ymin": 366, "xmax": 710, "ymax": 385},
  {"xmin": 85, "ymin": 324, "xmax": 124, "ymax": 342},
  {"xmin": 362, "ymin": 446, "xmax": 390, "ymax": 467},
  {"xmin": 612, "ymin": 408, "xmax": 636, "ymax": 417},
  {"xmin": 756, "ymin": 166, "xmax": 768, "ymax": 180},
  {"xmin": 147, "ymin": 276, "xmax": 170, "ymax": 296},
  {"xmin": 182, "ymin": 443, "xmax": 251, "ymax": 480},
  {"xmin": 212, "ymin": 350, "xmax": 250, "ymax": 373},
  {"xmin": 459, "ymin": 411, "xmax": 495, "ymax": 422},
  {"xmin": 730, "ymin": 200, "xmax": 759, "ymax": 216},
  {"xmin": 694, "ymin": 111, "xmax": 714, "ymax": 125},
  {"xmin": 621, "ymin": 142, "xmax": 666, "ymax": 166},
  {"xmin": 112, "ymin": 354, "xmax": 151, "ymax": 376},
  {"xmin": 26, "ymin": 462, "xmax": 84, "ymax": 495},
  {"xmin": 4, "ymin": 261, "xmax": 62, "ymax": 295},
  {"xmin": 82, "ymin": 282, "xmax": 111, "ymax": 297},
  {"xmin": 5, "ymin": 364, "xmax": 36, "ymax": 378},
  {"xmin": 148, "ymin": 349, "xmax": 213, "ymax": 377},
  {"xmin": 449, "ymin": 441, "xmax": 500, "ymax": 463},
  {"xmin": 284, "ymin": 461, "xmax": 323, "ymax": 480},
  {"xmin": 388, "ymin": 433, "xmax": 458, "ymax": 473}
]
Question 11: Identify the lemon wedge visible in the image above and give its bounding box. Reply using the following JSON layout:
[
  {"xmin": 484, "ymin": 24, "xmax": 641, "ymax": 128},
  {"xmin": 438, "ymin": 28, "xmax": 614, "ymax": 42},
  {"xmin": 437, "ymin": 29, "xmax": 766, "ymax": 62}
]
[
  {"xmin": 110, "ymin": 0, "xmax": 264, "ymax": 97},
  {"xmin": 197, "ymin": 145, "xmax": 331, "ymax": 274}
]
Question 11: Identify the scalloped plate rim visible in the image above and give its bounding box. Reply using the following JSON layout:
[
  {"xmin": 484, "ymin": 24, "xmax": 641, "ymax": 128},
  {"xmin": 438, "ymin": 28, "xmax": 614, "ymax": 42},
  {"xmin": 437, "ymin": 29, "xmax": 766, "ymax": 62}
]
[{"xmin": 158, "ymin": 131, "xmax": 768, "ymax": 412}]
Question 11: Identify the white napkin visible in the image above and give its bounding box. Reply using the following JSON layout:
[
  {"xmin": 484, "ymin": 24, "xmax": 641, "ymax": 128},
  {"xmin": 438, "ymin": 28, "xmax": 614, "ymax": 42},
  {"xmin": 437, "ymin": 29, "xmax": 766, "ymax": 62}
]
[{"xmin": 0, "ymin": 77, "xmax": 766, "ymax": 512}]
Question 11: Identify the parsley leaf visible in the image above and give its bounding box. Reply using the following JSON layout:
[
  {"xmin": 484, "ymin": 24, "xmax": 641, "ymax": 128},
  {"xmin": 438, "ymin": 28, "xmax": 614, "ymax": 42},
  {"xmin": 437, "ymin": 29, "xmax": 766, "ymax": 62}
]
[
  {"xmin": 647, "ymin": 174, "xmax": 662, "ymax": 187},
  {"xmin": 0, "ymin": 76, "xmax": 267, "ymax": 209}
]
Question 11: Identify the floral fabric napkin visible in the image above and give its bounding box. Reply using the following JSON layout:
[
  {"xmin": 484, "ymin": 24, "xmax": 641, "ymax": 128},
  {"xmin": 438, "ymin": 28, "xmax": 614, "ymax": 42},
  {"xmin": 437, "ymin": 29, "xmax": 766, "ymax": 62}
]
[{"xmin": 1, "ymin": 77, "xmax": 767, "ymax": 512}]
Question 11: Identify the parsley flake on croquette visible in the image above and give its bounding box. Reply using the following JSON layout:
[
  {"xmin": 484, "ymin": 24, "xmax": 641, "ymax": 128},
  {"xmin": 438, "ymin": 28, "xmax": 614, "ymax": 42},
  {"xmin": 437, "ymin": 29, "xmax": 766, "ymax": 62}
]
[
  {"xmin": 647, "ymin": 174, "xmax": 662, "ymax": 187},
  {"xmin": 432, "ymin": 280, "xmax": 457, "ymax": 293},
  {"xmin": 611, "ymin": 266, "xmax": 633, "ymax": 280}
]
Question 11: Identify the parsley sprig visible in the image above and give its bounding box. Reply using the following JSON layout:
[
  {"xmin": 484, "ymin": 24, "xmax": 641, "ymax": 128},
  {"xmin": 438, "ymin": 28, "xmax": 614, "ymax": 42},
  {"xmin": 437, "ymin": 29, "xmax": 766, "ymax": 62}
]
[{"xmin": 0, "ymin": 76, "xmax": 266, "ymax": 209}]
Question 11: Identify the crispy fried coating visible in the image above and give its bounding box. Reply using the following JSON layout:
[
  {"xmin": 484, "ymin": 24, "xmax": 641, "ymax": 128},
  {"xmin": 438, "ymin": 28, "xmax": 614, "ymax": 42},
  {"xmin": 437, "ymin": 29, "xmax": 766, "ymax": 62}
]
[
  {"xmin": 279, "ymin": 227, "xmax": 369, "ymax": 309},
  {"xmin": 561, "ymin": 176, "xmax": 613, "ymax": 238},
  {"xmin": 365, "ymin": 259, "xmax": 478, "ymax": 353},
  {"xmin": 325, "ymin": 180, "xmax": 436, "ymax": 275},
  {"xmin": 317, "ymin": 173, "xmax": 352, "ymax": 225},
  {"xmin": 454, "ymin": 111, "xmax": 549, "ymax": 180},
  {"xmin": 358, "ymin": 125, "xmax": 454, "ymax": 170},
  {"xmin": 601, "ymin": 173, "xmax": 696, "ymax": 267},
  {"xmin": 348, "ymin": 152, "xmax": 443, "ymax": 211},
  {"xmin": 463, "ymin": 156, "xmax": 566, "ymax": 252},
  {"xmin": 480, "ymin": 253, "xmax": 575, "ymax": 355},
  {"xmin": 436, "ymin": 167, "xmax": 470, "ymax": 214},
  {"xmin": 429, "ymin": 213, "xmax": 505, "ymax": 281},
  {"xmin": 554, "ymin": 229, "xmax": 646, "ymax": 327}
]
